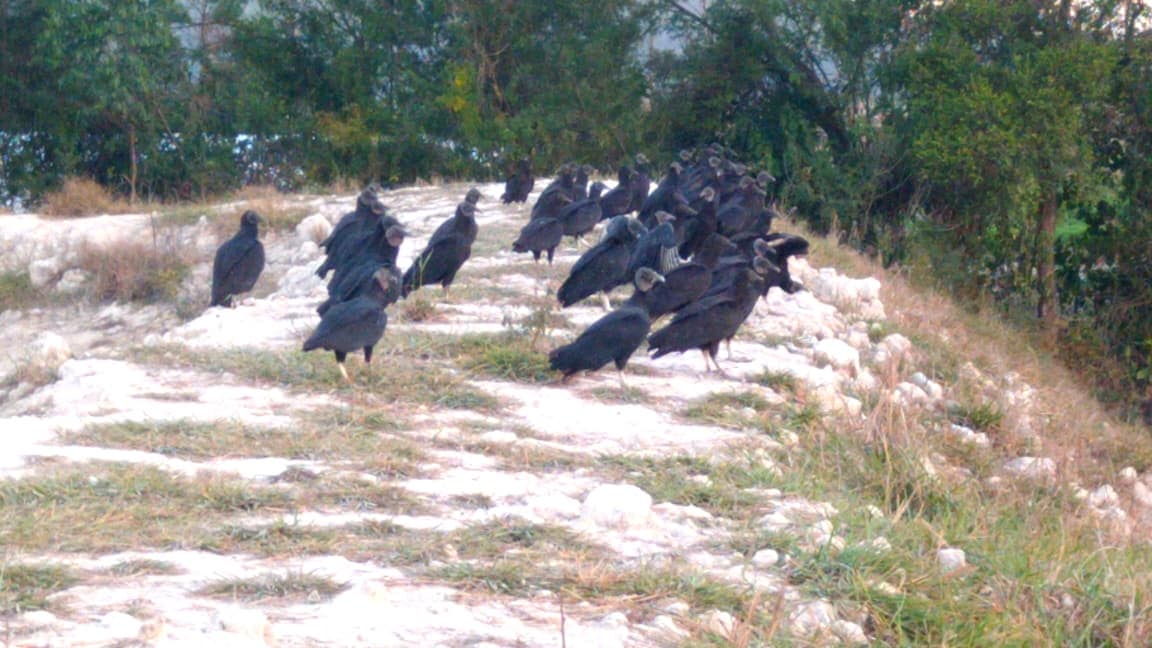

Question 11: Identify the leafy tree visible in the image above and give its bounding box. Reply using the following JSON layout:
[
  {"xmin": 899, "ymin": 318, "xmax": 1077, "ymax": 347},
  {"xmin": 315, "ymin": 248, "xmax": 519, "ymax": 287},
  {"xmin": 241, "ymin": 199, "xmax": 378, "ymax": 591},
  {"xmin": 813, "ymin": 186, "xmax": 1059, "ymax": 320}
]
[
  {"xmin": 893, "ymin": 0, "xmax": 1118, "ymax": 334},
  {"xmin": 32, "ymin": 0, "xmax": 190, "ymax": 202},
  {"xmin": 441, "ymin": 0, "xmax": 655, "ymax": 172}
]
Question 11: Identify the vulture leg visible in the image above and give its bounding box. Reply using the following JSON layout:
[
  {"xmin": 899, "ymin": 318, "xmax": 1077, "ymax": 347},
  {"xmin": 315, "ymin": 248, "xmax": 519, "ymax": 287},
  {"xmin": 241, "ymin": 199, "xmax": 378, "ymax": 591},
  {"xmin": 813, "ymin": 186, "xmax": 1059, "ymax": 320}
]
[
  {"xmin": 600, "ymin": 292, "xmax": 612, "ymax": 312},
  {"xmin": 617, "ymin": 368, "xmax": 629, "ymax": 390}
]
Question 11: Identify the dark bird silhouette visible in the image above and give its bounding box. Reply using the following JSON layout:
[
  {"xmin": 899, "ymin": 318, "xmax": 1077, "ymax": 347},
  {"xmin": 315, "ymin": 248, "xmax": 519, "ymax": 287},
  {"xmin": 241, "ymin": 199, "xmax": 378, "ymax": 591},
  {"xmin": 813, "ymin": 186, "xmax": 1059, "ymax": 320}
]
[
  {"xmin": 678, "ymin": 186, "xmax": 719, "ymax": 259},
  {"xmin": 316, "ymin": 187, "xmax": 389, "ymax": 279},
  {"xmin": 318, "ymin": 261, "xmax": 402, "ymax": 317},
  {"xmin": 318, "ymin": 219, "xmax": 406, "ymax": 317},
  {"xmin": 638, "ymin": 162, "xmax": 684, "ymax": 227},
  {"xmin": 401, "ymin": 201, "xmax": 479, "ymax": 298},
  {"xmin": 512, "ymin": 216, "xmax": 564, "ymax": 264},
  {"xmin": 571, "ymin": 164, "xmax": 593, "ymax": 202},
  {"xmin": 599, "ymin": 166, "xmax": 636, "ymax": 220},
  {"xmin": 559, "ymin": 181, "xmax": 605, "ymax": 241},
  {"xmin": 210, "ymin": 210, "xmax": 265, "ymax": 308},
  {"xmin": 626, "ymin": 211, "xmax": 680, "ymax": 281},
  {"xmin": 557, "ymin": 215, "xmax": 647, "ymax": 310},
  {"xmin": 644, "ymin": 262, "xmax": 711, "ymax": 319},
  {"xmin": 302, "ymin": 267, "xmax": 393, "ymax": 383},
  {"xmin": 627, "ymin": 154, "xmax": 652, "ymax": 214},
  {"xmin": 501, "ymin": 158, "xmax": 534, "ymax": 204},
  {"xmin": 716, "ymin": 176, "xmax": 767, "ymax": 238},
  {"xmin": 530, "ymin": 164, "xmax": 576, "ymax": 221},
  {"xmin": 549, "ymin": 267, "xmax": 665, "ymax": 388},
  {"xmin": 758, "ymin": 232, "xmax": 810, "ymax": 294},
  {"xmin": 647, "ymin": 256, "xmax": 778, "ymax": 374},
  {"xmin": 327, "ymin": 220, "xmax": 406, "ymax": 295}
]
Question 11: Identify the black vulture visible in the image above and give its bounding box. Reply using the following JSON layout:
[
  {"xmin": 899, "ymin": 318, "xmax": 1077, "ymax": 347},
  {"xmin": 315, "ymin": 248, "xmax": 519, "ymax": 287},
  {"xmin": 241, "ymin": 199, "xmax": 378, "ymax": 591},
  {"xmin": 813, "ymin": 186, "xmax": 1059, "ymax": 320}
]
[
  {"xmin": 559, "ymin": 181, "xmax": 605, "ymax": 241},
  {"xmin": 759, "ymin": 233, "xmax": 810, "ymax": 294},
  {"xmin": 549, "ymin": 267, "xmax": 665, "ymax": 388},
  {"xmin": 557, "ymin": 215, "xmax": 646, "ymax": 310},
  {"xmin": 302, "ymin": 267, "xmax": 393, "ymax": 383},
  {"xmin": 512, "ymin": 216, "xmax": 564, "ymax": 264},
  {"xmin": 327, "ymin": 220, "xmax": 407, "ymax": 294},
  {"xmin": 626, "ymin": 211, "xmax": 680, "ymax": 281},
  {"xmin": 318, "ymin": 261, "xmax": 402, "ymax": 317},
  {"xmin": 627, "ymin": 154, "xmax": 651, "ymax": 214},
  {"xmin": 678, "ymin": 186, "xmax": 718, "ymax": 259},
  {"xmin": 316, "ymin": 187, "xmax": 389, "ymax": 279},
  {"xmin": 638, "ymin": 162, "xmax": 684, "ymax": 227},
  {"xmin": 716, "ymin": 176, "xmax": 767, "ymax": 238},
  {"xmin": 644, "ymin": 263, "xmax": 710, "ymax": 319},
  {"xmin": 318, "ymin": 220, "xmax": 406, "ymax": 317},
  {"xmin": 679, "ymin": 156, "xmax": 723, "ymax": 202},
  {"xmin": 599, "ymin": 166, "xmax": 636, "ymax": 220},
  {"xmin": 401, "ymin": 200, "xmax": 479, "ymax": 298},
  {"xmin": 647, "ymin": 256, "xmax": 778, "ymax": 374},
  {"xmin": 210, "ymin": 210, "xmax": 265, "ymax": 308},
  {"xmin": 530, "ymin": 164, "xmax": 576, "ymax": 221},
  {"xmin": 571, "ymin": 164, "xmax": 593, "ymax": 202},
  {"xmin": 501, "ymin": 158, "xmax": 534, "ymax": 204}
]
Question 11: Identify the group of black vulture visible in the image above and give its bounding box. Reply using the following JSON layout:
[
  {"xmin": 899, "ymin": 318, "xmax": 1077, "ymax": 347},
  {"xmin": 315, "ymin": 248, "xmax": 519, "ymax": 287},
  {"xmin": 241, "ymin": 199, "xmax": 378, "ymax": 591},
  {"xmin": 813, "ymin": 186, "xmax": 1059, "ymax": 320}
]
[
  {"xmin": 207, "ymin": 143, "xmax": 809, "ymax": 386},
  {"xmin": 517, "ymin": 144, "xmax": 811, "ymax": 387},
  {"xmin": 302, "ymin": 185, "xmax": 481, "ymax": 381}
]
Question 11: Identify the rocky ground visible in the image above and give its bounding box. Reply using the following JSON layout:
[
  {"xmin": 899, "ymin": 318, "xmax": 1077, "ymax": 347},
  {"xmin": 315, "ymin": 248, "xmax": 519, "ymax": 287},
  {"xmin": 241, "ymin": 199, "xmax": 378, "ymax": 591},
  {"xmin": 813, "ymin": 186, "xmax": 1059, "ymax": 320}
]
[{"xmin": 0, "ymin": 180, "xmax": 1145, "ymax": 647}]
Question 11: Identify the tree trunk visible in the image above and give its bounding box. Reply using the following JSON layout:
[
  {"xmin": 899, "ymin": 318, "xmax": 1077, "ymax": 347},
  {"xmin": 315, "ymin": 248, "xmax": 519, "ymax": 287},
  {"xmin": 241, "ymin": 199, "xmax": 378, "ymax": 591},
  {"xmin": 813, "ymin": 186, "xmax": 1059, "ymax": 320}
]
[
  {"xmin": 128, "ymin": 122, "xmax": 138, "ymax": 205},
  {"xmin": 1036, "ymin": 191, "xmax": 1059, "ymax": 339}
]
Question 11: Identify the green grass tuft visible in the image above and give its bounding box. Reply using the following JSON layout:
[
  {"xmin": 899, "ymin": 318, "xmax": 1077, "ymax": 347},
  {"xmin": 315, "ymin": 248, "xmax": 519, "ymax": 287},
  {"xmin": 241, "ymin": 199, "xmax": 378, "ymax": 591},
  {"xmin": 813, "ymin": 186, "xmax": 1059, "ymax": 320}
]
[
  {"xmin": 197, "ymin": 570, "xmax": 348, "ymax": 603},
  {"xmin": 0, "ymin": 562, "xmax": 77, "ymax": 615}
]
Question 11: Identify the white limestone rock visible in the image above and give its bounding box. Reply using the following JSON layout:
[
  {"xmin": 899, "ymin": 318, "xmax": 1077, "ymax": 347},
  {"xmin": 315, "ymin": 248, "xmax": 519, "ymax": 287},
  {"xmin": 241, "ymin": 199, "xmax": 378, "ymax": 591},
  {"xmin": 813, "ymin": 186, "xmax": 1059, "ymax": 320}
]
[
  {"xmin": 702, "ymin": 610, "xmax": 736, "ymax": 637},
  {"xmin": 30, "ymin": 332, "xmax": 72, "ymax": 370},
  {"xmin": 581, "ymin": 484, "xmax": 653, "ymax": 530},
  {"xmin": 788, "ymin": 600, "xmax": 838, "ymax": 640},
  {"xmin": 1133, "ymin": 481, "xmax": 1152, "ymax": 509},
  {"xmin": 1088, "ymin": 485, "xmax": 1119, "ymax": 509},
  {"xmin": 100, "ymin": 611, "xmax": 143, "ymax": 640},
  {"xmin": 212, "ymin": 607, "xmax": 272, "ymax": 644},
  {"xmin": 296, "ymin": 213, "xmax": 332, "ymax": 245},
  {"xmin": 28, "ymin": 256, "xmax": 63, "ymax": 288},
  {"xmin": 832, "ymin": 619, "xmax": 870, "ymax": 645},
  {"xmin": 812, "ymin": 338, "xmax": 860, "ymax": 375},
  {"xmin": 949, "ymin": 424, "xmax": 990, "ymax": 446},
  {"xmin": 937, "ymin": 547, "xmax": 967, "ymax": 573},
  {"xmin": 752, "ymin": 548, "xmax": 780, "ymax": 567},
  {"xmin": 1003, "ymin": 456, "xmax": 1056, "ymax": 481},
  {"xmin": 893, "ymin": 382, "xmax": 930, "ymax": 407},
  {"xmin": 21, "ymin": 610, "xmax": 60, "ymax": 626},
  {"xmin": 650, "ymin": 614, "xmax": 687, "ymax": 639},
  {"xmin": 879, "ymin": 333, "xmax": 912, "ymax": 360},
  {"xmin": 292, "ymin": 240, "xmax": 321, "ymax": 264},
  {"xmin": 55, "ymin": 268, "xmax": 90, "ymax": 293},
  {"xmin": 276, "ymin": 263, "xmax": 326, "ymax": 299}
]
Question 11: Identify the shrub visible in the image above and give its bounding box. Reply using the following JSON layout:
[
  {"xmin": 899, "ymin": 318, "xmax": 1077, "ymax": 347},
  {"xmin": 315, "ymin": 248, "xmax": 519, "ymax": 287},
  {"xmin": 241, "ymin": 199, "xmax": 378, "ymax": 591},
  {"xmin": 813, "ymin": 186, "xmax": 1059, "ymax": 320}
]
[
  {"xmin": 38, "ymin": 177, "xmax": 132, "ymax": 218},
  {"xmin": 75, "ymin": 228, "xmax": 194, "ymax": 303},
  {"xmin": 0, "ymin": 271, "xmax": 39, "ymax": 311}
]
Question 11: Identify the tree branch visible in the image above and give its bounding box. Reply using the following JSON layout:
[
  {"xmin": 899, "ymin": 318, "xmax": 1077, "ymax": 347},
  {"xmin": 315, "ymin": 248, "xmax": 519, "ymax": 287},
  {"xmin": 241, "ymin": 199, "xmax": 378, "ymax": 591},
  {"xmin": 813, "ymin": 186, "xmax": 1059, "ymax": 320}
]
[{"xmin": 663, "ymin": 0, "xmax": 715, "ymax": 34}]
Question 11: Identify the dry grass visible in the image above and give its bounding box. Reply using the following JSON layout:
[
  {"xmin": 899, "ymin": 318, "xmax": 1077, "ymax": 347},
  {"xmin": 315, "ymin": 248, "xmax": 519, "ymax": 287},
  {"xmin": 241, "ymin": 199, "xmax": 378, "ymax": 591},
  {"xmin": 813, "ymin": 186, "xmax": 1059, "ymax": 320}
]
[
  {"xmin": 791, "ymin": 216, "xmax": 1152, "ymax": 483},
  {"xmin": 38, "ymin": 177, "xmax": 139, "ymax": 218},
  {"xmin": 61, "ymin": 417, "xmax": 427, "ymax": 474},
  {"xmin": 74, "ymin": 227, "xmax": 196, "ymax": 303}
]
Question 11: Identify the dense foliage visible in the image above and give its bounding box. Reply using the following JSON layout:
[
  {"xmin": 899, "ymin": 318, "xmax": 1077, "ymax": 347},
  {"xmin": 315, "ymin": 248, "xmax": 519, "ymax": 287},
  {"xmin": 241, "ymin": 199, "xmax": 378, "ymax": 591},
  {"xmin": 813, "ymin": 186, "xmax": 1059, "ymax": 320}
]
[{"xmin": 2, "ymin": 0, "xmax": 1151, "ymax": 408}]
